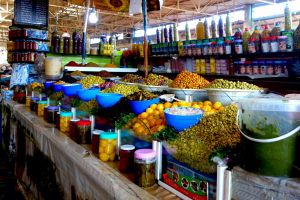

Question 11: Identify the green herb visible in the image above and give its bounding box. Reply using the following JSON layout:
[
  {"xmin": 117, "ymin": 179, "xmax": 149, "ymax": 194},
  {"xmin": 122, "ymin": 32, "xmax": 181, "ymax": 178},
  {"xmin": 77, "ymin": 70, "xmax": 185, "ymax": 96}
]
[
  {"xmin": 71, "ymin": 98, "xmax": 81, "ymax": 107},
  {"xmin": 152, "ymin": 126, "xmax": 179, "ymax": 141},
  {"xmin": 115, "ymin": 113, "xmax": 136, "ymax": 129}
]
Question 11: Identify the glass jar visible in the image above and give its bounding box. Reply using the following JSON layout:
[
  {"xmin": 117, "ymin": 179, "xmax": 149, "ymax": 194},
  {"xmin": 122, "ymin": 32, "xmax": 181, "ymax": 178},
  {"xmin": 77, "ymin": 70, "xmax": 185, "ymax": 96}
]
[
  {"xmin": 59, "ymin": 111, "xmax": 72, "ymax": 133},
  {"xmin": 119, "ymin": 144, "xmax": 135, "ymax": 173},
  {"xmin": 234, "ymin": 40, "xmax": 243, "ymax": 54},
  {"xmin": 69, "ymin": 119, "xmax": 80, "ymax": 142},
  {"xmin": 239, "ymin": 61, "xmax": 246, "ymax": 75},
  {"xmin": 245, "ymin": 61, "xmax": 253, "ymax": 75},
  {"xmin": 207, "ymin": 42, "xmax": 213, "ymax": 55},
  {"xmin": 37, "ymin": 101, "xmax": 47, "ymax": 117},
  {"xmin": 47, "ymin": 106, "xmax": 59, "ymax": 124},
  {"xmin": 134, "ymin": 149, "xmax": 156, "ymax": 188},
  {"xmin": 225, "ymin": 40, "xmax": 232, "ymax": 55},
  {"xmin": 252, "ymin": 61, "xmax": 259, "ymax": 75},
  {"xmin": 25, "ymin": 96, "xmax": 31, "ymax": 107},
  {"xmin": 55, "ymin": 111, "xmax": 61, "ymax": 129},
  {"xmin": 270, "ymin": 36, "xmax": 279, "ymax": 52},
  {"xmin": 248, "ymin": 38, "xmax": 257, "ymax": 53},
  {"xmin": 99, "ymin": 132, "xmax": 117, "ymax": 162},
  {"xmin": 196, "ymin": 42, "xmax": 202, "ymax": 56},
  {"xmin": 43, "ymin": 106, "xmax": 49, "ymax": 121},
  {"xmin": 92, "ymin": 130, "xmax": 102, "ymax": 154},
  {"xmin": 211, "ymin": 42, "xmax": 218, "ymax": 55},
  {"xmin": 278, "ymin": 36, "xmax": 288, "ymax": 52},
  {"xmin": 266, "ymin": 61, "xmax": 274, "ymax": 75},
  {"xmin": 76, "ymin": 120, "xmax": 92, "ymax": 144},
  {"xmin": 202, "ymin": 43, "xmax": 208, "ymax": 56},
  {"xmin": 259, "ymin": 61, "xmax": 266, "ymax": 75},
  {"xmin": 261, "ymin": 37, "xmax": 270, "ymax": 53},
  {"xmin": 30, "ymin": 97, "xmax": 39, "ymax": 111}
]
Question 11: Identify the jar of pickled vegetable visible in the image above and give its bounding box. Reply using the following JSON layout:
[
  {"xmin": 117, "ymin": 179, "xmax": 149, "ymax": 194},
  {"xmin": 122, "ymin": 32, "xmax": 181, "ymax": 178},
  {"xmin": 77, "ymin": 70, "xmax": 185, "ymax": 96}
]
[
  {"xmin": 25, "ymin": 96, "xmax": 31, "ymax": 107},
  {"xmin": 76, "ymin": 120, "xmax": 91, "ymax": 144},
  {"xmin": 119, "ymin": 145, "xmax": 135, "ymax": 173},
  {"xmin": 37, "ymin": 101, "xmax": 47, "ymax": 117},
  {"xmin": 55, "ymin": 111, "xmax": 60, "ymax": 129},
  {"xmin": 59, "ymin": 111, "xmax": 72, "ymax": 133},
  {"xmin": 134, "ymin": 149, "xmax": 156, "ymax": 188},
  {"xmin": 69, "ymin": 118, "xmax": 80, "ymax": 142},
  {"xmin": 92, "ymin": 130, "xmax": 102, "ymax": 154},
  {"xmin": 30, "ymin": 97, "xmax": 39, "ymax": 112},
  {"xmin": 47, "ymin": 106, "xmax": 59, "ymax": 124},
  {"xmin": 99, "ymin": 132, "xmax": 117, "ymax": 162},
  {"xmin": 43, "ymin": 106, "xmax": 49, "ymax": 121}
]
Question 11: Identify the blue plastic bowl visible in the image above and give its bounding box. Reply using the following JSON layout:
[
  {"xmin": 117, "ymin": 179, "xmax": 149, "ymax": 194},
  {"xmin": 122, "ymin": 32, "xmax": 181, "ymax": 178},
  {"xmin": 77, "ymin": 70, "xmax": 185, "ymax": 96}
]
[
  {"xmin": 53, "ymin": 83, "xmax": 64, "ymax": 92},
  {"xmin": 44, "ymin": 81, "xmax": 55, "ymax": 89},
  {"xmin": 129, "ymin": 98, "xmax": 160, "ymax": 115},
  {"xmin": 77, "ymin": 88, "xmax": 100, "ymax": 102},
  {"xmin": 164, "ymin": 107, "xmax": 204, "ymax": 132},
  {"xmin": 62, "ymin": 84, "xmax": 82, "ymax": 96},
  {"xmin": 96, "ymin": 93, "xmax": 123, "ymax": 108}
]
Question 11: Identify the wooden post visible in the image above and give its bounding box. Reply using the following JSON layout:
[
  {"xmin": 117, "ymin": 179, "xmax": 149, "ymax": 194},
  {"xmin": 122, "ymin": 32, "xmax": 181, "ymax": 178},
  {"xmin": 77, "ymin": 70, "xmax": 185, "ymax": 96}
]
[{"xmin": 142, "ymin": 0, "xmax": 148, "ymax": 78}]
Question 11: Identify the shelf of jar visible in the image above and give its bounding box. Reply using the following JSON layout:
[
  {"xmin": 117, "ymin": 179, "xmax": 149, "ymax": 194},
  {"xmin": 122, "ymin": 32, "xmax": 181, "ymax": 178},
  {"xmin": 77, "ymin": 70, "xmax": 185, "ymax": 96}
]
[
  {"xmin": 65, "ymin": 66, "xmax": 138, "ymax": 73},
  {"xmin": 48, "ymin": 53, "xmax": 113, "ymax": 57}
]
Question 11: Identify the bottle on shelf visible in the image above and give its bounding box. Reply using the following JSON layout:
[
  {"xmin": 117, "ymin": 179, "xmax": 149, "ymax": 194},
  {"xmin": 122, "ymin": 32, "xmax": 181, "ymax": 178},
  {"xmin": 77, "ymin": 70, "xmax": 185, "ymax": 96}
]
[
  {"xmin": 185, "ymin": 23, "xmax": 191, "ymax": 41},
  {"xmin": 196, "ymin": 20, "xmax": 205, "ymax": 40},
  {"xmin": 242, "ymin": 28, "xmax": 251, "ymax": 53},
  {"xmin": 284, "ymin": 3, "xmax": 292, "ymax": 31},
  {"xmin": 169, "ymin": 25, "xmax": 173, "ymax": 43},
  {"xmin": 218, "ymin": 16, "xmax": 224, "ymax": 38},
  {"xmin": 164, "ymin": 26, "xmax": 168, "ymax": 43},
  {"xmin": 294, "ymin": 20, "xmax": 300, "ymax": 50},
  {"xmin": 211, "ymin": 17, "xmax": 217, "ymax": 38},
  {"xmin": 233, "ymin": 28, "xmax": 242, "ymax": 40},
  {"xmin": 160, "ymin": 27, "xmax": 164, "ymax": 43},
  {"xmin": 225, "ymin": 13, "xmax": 232, "ymax": 37},
  {"xmin": 250, "ymin": 26, "xmax": 261, "ymax": 52},
  {"xmin": 261, "ymin": 24, "xmax": 271, "ymax": 38},
  {"xmin": 271, "ymin": 22, "xmax": 281, "ymax": 37},
  {"xmin": 156, "ymin": 28, "xmax": 160, "ymax": 44},
  {"xmin": 59, "ymin": 37, "xmax": 64, "ymax": 54},
  {"xmin": 204, "ymin": 18, "xmax": 210, "ymax": 39},
  {"xmin": 69, "ymin": 38, "xmax": 73, "ymax": 54},
  {"xmin": 173, "ymin": 24, "xmax": 179, "ymax": 42},
  {"xmin": 51, "ymin": 29, "xmax": 60, "ymax": 53}
]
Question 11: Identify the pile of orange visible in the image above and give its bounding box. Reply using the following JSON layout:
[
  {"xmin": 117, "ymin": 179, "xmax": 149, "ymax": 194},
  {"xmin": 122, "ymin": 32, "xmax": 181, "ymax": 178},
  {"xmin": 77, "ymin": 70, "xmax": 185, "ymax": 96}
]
[{"xmin": 124, "ymin": 100, "xmax": 224, "ymax": 136}]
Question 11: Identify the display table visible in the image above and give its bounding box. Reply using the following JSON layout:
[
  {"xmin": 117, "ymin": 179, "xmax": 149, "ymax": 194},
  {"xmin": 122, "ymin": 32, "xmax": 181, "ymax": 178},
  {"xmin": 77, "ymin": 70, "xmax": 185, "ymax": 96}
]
[{"xmin": 3, "ymin": 101, "xmax": 180, "ymax": 200}]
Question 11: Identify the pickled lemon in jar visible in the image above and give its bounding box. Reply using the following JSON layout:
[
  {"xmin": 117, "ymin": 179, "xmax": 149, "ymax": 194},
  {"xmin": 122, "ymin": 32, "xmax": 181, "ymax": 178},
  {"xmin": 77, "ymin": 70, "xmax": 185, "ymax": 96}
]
[
  {"xmin": 59, "ymin": 111, "xmax": 72, "ymax": 133},
  {"xmin": 99, "ymin": 132, "xmax": 117, "ymax": 162},
  {"xmin": 37, "ymin": 101, "xmax": 47, "ymax": 117}
]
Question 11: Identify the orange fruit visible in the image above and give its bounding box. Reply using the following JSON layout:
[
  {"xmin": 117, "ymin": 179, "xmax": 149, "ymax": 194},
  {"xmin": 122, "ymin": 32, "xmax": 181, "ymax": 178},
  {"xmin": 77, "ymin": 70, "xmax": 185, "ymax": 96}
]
[
  {"xmin": 155, "ymin": 119, "xmax": 163, "ymax": 126},
  {"xmin": 204, "ymin": 100, "xmax": 212, "ymax": 106},
  {"xmin": 202, "ymin": 105, "xmax": 212, "ymax": 112},
  {"xmin": 198, "ymin": 102, "xmax": 204, "ymax": 106},
  {"xmin": 135, "ymin": 126, "xmax": 145, "ymax": 135},
  {"xmin": 149, "ymin": 119, "xmax": 156, "ymax": 127},
  {"xmin": 133, "ymin": 122, "xmax": 141, "ymax": 130},
  {"xmin": 139, "ymin": 112, "xmax": 148, "ymax": 119},
  {"xmin": 164, "ymin": 102, "xmax": 172, "ymax": 109},
  {"xmin": 171, "ymin": 104, "xmax": 178, "ymax": 108},
  {"xmin": 159, "ymin": 112, "xmax": 165, "ymax": 118},
  {"xmin": 157, "ymin": 125, "xmax": 166, "ymax": 132},
  {"xmin": 146, "ymin": 108, "xmax": 154, "ymax": 114},
  {"xmin": 213, "ymin": 102, "xmax": 222, "ymax": 110},
  {"xmin": 218, "ymin": 106, "xmax": 225, "ymax": 111},
  {"xmin": 150, "ymin": 104, "xmax": 157, "ymax": 110},
  {"xmin": 153, "ymin": 110, "xmax": 160, "ymax": 116},
  {"xmin": 192, "ymin": 104, "xmax": 201, "ymax": 109},
  {"xmin": 157, "ymin": 103, "xmax": 164, "ymax": 111},
  {"xmin": 151, "ymin": 126, "xmax": 158, "ymax": 133}
]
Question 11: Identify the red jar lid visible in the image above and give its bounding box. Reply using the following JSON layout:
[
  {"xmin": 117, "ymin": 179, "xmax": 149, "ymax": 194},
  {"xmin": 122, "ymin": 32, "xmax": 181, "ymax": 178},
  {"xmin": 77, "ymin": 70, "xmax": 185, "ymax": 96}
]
[
  {"xmin": 262, "ymin": 37, "xmax": 270, "ymax": 41},
  {"xmin": 270, "ymin": 36, "xmax": 278, "ymax": 40},
  {"xmin": 248, "ymin": 38, "xmax": 257, "ymax": 42},
  {"xmin": 76, "ymin": 120, "xmax": 91, "ymax": 126}
]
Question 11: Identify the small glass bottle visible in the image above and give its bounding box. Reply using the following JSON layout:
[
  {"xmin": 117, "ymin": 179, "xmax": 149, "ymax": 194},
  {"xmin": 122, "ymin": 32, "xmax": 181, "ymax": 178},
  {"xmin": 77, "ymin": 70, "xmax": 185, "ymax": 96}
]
[
  {"xmin": 76, "ymin": 120, "xmax": 92, "ymax": 144},
  {"xmin": 37, "ymin": 101, "xmax": 47, "ymax": 117},
  {"xmin": 59, "ymin": 111, "xmax": 72, "ymax": 133},
  {"xmin": 248, "ymin": 38, "xmax": 257, "ymax": 54},
  {"xmin": 119, "ymin": 144, "xmax": 135, "ymax": 173},
  {"xmin": 134, "ymin": 149, "xmax": 156, "ymax": 188},
  {"xmin": 99, "ymin": 132, "xmax": 117, "ymax": 162},
  {"xmin": 261, "ymin": 37, "xmax": 270, "ymax": 53}
]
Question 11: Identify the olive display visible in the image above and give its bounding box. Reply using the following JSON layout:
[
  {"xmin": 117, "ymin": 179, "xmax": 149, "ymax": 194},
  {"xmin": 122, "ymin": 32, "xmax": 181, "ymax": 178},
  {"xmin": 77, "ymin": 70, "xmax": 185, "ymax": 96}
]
[
  {"xmin": 207, "ymin": 79, "xmax": 261, "ymax": 90},
  {"xmin": 102, "ymin": 84, "xmax": 140, "ymax": 97},
  {"xmin": 171, "ymin": 71, "xmax": 209, "ymax": 89},
  {"xmin": 121, "ymin": 74, "xmax": 143, "ymax": 83},
  {"xmin": 142, "ymin": 73, "xmax": 172, "ymax": 86},
  {"xmin": 168, "ymin": 105, "xmax": 240, "ymax": 174},
  {"xmin": 126, "ymin": 91, "xmax": 158, "ymax": 101},
  {"xmin": 80, "ymin": 76, "xmax": 105, "ymax": 88},
  {"xmin": 77, "ymin": 99, "xmax": 98, "ymax": 113}
]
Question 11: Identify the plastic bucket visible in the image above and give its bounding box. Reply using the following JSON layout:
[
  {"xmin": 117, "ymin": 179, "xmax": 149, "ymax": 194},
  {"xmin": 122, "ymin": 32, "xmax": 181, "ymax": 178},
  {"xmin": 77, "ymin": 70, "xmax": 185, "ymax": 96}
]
[{"xmin": 238, "ymin": 98, "xmax": 300, "ymax": 177}]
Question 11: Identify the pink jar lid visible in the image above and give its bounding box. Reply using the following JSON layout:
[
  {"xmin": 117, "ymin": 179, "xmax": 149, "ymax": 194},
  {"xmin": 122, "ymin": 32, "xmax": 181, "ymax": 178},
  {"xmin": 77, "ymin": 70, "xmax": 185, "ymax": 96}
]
[{"xmin": 134, "ymin": 149, "xmax": 156, "ymax": 160}]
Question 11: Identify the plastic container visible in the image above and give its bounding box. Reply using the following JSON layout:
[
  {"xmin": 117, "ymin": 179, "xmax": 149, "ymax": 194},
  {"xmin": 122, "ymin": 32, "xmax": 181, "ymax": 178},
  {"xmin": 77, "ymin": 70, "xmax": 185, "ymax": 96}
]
[
  {"xmin": 59, "ymin": 111, "xmax": 72, "ymax": 133},
  {"xmin": 270, "ymin": 36, "xmax": 279, "ymax": 52},
  {"xmin": 134, "ymin": 149, "xmax": 156, "ymax": 187},
  {"xmin": 119, "ymin": 144, "xmax": 135, "ymax": 173},
  {"xmin": 278, "ymin": 36, "xmax": 288, "ymax": 52},
  {"xmin": 76, "ymin": 120, "xmax": 91, "ymax": 144},
  {"xmin": 261, "ymin": 37, "xmax": 270, "ymax": 53},
  {"xmin": 77, "ymin": 88, "xmax": 100, "ymax": 102},
  {"xmin": 99, "ymin": 132, "xmax": 117, "ymax": 162},
  {"xmin": 96, "ymin": 93, "xmax": 123, "ymax": 108},
  {"xmin": 238, "ymin": 98, "xmax": 300, "ymax": 177},
  {"xmin": 47, "ymin": 106, "xmax": 59, "ymax": 124},
  {"xmin": 37, "ymin": 101, "xmax": 47, "ymax": 117},
  {"xmin": 129, "ymin": 98, "xmax": 160, "ymax": 115},
  {"xmin": 62, "ymin": 84, "xmax": 82, "ymax": 96},
  {"xmin": 234, "ymin": 40, "xmax": 243, "ymax": 54}
]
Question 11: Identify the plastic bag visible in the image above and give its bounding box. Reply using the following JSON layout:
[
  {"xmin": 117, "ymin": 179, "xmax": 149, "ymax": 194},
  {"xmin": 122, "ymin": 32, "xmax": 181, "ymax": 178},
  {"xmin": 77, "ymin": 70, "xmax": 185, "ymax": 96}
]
[{"xmin": 10, "ymin": 63, "xmax": 29, "ymax": 88}]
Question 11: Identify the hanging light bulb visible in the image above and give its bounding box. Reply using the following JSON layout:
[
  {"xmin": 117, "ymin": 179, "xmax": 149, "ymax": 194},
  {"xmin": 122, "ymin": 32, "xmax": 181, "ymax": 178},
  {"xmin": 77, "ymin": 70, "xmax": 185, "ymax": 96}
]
[{"xmin": 89, "ymin": 7, "xmax": 98, "ymax": 24}]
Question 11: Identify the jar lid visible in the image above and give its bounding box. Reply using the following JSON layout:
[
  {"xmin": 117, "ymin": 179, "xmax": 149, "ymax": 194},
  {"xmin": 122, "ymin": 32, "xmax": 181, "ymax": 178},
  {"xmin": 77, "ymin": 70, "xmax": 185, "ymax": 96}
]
[
  {"xmin": 270, "ymin": 36, "xmax": 278, "ymax": 40},
  {"xmin": 234, "ymin": 39, "xmax": 243, "ymax": 42},
  {"xmin": 60, "ymin": 111, "xmax": 72, "ymax": 117},
  {"xmin": 76, "ymin": 120, "xmax": 91, "ymax": 126},
  {"xmin": 31, "ymin": 97, "xmax": 39, "ymax": 101},
  {"xmin": 248, "ymin": 38, "xmax": 257, "ymax": 42},
  {"xmin": 278, "ymin": 36, "xmax": 288, "ymax": 39},
  {"xmin": 262, "ymin": 37, "xmax": 270, "ymax": 41},
  {"xmin": 70, "ymin": 118, "xmax": 80, "ymax": 122},
  {"xmin": 37, "ymin": 101, "xmax": 47, "ymax": 104},
  {"xmin": 121, "ymin": 144, "xmax": 135, "ymax": 151},
  {"xmin": 47, "ymin": 106, "xmax": 59, "ymax": 111},
  {"xmin": 100, "ymin": 132, "xmax": 117, "ymax": 139},
  {"xmin": 134, "ymin": 149, "xmax": 156, "ymax": 160},
  {"xmin": 92, "ymin": 130, "xmax": 103, "ymax": 135}
]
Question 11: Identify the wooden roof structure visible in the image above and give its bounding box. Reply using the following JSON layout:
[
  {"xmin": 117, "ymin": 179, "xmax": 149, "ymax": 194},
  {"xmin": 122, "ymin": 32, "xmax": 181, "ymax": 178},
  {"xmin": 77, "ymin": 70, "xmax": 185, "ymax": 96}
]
[{"xmin": 0, "ymin": 0, "xmax": 273, "ymax": 40}]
